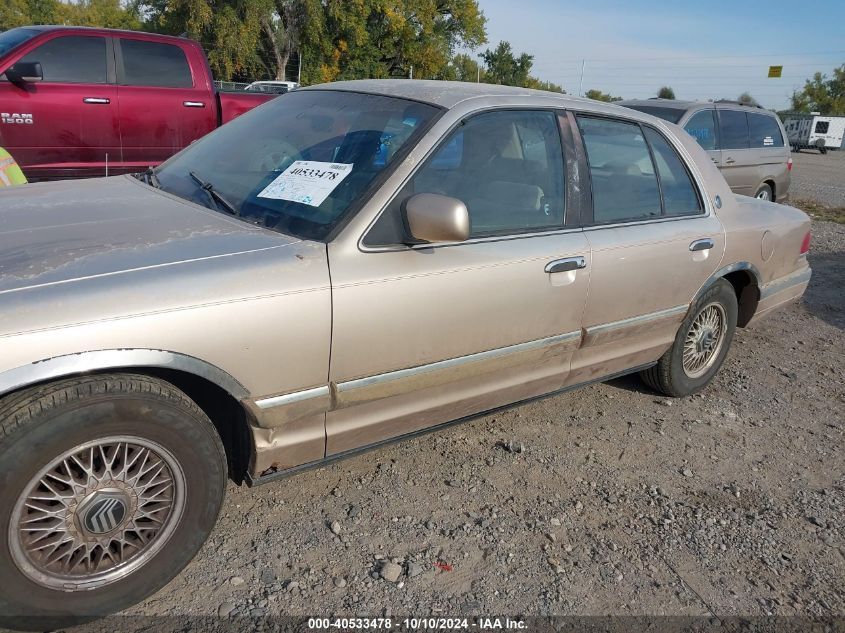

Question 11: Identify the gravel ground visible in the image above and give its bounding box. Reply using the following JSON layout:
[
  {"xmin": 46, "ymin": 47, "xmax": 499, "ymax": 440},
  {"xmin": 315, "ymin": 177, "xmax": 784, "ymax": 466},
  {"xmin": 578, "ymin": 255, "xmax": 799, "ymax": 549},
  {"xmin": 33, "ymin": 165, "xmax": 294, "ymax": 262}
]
[
  {"xmin": 73, "ymin": 220, "xmax": 838, "ymax": 630},
  {"xmin": 789, "ymin": 150, "xmax": 845, "ymax": 207}
]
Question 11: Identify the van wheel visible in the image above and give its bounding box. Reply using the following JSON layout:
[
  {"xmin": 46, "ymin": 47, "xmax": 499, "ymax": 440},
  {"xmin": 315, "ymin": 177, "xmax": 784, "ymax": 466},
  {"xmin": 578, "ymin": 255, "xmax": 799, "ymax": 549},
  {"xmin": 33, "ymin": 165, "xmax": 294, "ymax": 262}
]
[
  {"xmin": 0, "ymin": 374, "xmax": 226, "ymax": 630},
  {"xmin": 640, "ymin": 279, "xmax": 738, "ymax": 397},
  {"xmin": 754, "ymin": 184, "xmax": 773, "ymax": 201}
]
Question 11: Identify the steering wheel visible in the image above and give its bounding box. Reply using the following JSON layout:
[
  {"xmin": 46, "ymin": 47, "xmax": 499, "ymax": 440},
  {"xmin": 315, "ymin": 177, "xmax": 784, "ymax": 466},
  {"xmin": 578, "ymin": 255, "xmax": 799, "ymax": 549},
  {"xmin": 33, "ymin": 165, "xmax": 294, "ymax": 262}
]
[{"xmin": 257, "ymin": 139, "xmax": 301, "ymax": 173}]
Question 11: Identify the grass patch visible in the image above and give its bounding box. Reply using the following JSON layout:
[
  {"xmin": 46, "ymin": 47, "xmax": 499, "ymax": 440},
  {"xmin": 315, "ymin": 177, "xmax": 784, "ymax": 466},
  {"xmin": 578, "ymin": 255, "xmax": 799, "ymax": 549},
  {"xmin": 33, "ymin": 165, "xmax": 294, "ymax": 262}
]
[{"xmin": 790, "ymin": 199, "xmax": 845, "ymax": 224}]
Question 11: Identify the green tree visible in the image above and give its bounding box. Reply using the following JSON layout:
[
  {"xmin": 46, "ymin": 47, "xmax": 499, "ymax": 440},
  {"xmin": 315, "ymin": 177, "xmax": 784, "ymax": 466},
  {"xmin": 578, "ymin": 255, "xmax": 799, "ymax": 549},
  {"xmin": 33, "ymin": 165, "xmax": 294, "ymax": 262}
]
[
  {"xmin": 524, "ymin": 76, "xmax": 564, "ymax": 93},
  {"xmin": 657, "ymin": 85, "xmax": 675, "ymax": 99},
  {"xmin": 481, "ymin": 40, "xmax": 532, "ymax": 86},
  {"xmin": 790, "ymin": 65, "xmax": 845, "ymax": 115},
  {"xmin": 585, "ymin": 88, "xmax": 622, "ymax": 102},
  {"xmin": 440, "ymin": 52, "xmax": 484, "ymax": 82},
  {"xmin": 737, "ymin": 91, "xmax": 758, "ymax": 106},
  {"xmin": 1, "ymin": 0, "xmax": 139, "ymax": 32}
]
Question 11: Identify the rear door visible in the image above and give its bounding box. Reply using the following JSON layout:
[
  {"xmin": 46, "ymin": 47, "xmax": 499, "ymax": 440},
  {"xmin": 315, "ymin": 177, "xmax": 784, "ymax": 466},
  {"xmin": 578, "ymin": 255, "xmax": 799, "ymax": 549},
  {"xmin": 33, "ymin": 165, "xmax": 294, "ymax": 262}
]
[
  {"xmin": 115, "ymin": 37, "xmax": 216, "ymax": 170},
  {"xmin": 571, "ymin": 113, "xmax": 724, "ymax": 385},
  {"xmin": 0, "ymin": 34, "xmax": 119, "ymax": 180},
  {"xmin": 716, "ymin": 108, "xmax": 754, "ymax": 195}
]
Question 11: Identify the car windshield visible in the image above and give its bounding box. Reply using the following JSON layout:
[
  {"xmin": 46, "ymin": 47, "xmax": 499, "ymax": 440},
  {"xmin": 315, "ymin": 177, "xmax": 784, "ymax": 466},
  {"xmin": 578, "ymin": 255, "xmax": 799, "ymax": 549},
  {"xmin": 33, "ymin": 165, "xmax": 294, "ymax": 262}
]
[
  {"xmin": 623, "ymin": 105, "xmax": 685, "ymax": 124},
  {"xmin": 155, "ymin": 90, "xmax": 440, "ymax": 240},
  {"xmin": 0, "ymin": 28, "xmax": 40, "ymax": 57}
]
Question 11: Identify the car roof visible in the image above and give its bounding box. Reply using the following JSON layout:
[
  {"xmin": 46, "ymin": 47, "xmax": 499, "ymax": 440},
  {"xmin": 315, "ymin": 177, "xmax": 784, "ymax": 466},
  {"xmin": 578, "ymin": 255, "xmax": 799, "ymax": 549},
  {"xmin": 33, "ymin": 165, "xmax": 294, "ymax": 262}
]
[
  {"xmin": 620, "ymin": 98, "xmax": 773, "ymax": 114},
  {"xmin": 302, "ymin": 79, "xmax": 602, "ymax": 110},
  {"xmin": 12, "ymin": 25, "xmax": 192, "ymax": 44}
]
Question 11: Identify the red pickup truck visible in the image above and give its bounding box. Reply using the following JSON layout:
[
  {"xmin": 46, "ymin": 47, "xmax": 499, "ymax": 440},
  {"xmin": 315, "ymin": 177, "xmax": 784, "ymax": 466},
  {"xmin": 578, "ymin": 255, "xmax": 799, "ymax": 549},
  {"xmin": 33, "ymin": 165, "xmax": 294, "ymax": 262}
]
[{"xmin": 0, "ymin": 26, "xmax": 276, "ymax": 180}]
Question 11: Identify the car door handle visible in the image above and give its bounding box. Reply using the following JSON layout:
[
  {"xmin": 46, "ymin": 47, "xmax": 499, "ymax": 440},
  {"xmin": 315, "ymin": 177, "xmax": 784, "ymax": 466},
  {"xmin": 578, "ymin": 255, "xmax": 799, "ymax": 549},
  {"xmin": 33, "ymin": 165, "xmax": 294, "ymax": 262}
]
[
  {"xmin": 724, "ymin": 157, "xmax": 736, "ymax": 165},
  {"xmin": 689, "ymin": 239, "xmax": 714, "ymax": 252},
  {"xmin": 545, "ymin": 256, "xmax": 587, "ymax": 273},
  {"xmin": 183, "ymin": 101, "xmax": 205, "ymax": 108},
  {"xmin": 83, "ymin": 97, "xmax": 110, "ymax": 104}
]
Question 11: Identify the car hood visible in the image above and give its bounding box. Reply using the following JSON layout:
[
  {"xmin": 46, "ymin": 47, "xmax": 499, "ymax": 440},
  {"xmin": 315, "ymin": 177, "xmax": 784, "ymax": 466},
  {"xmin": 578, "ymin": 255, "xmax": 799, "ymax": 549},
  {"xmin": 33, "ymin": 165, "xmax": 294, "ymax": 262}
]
[{"xmin": 0, "ymin": 175, "xmax": 298, "ymax": 293}]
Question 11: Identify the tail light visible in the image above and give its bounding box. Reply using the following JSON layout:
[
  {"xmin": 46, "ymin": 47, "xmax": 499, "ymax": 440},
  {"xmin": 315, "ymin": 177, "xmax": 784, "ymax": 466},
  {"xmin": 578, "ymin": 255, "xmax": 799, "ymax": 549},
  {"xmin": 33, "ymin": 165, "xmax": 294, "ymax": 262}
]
[
  {"xmin": 800, "ymin": 230, "xmax": 811, "ymax": 254},
  {"xmin": 787, "ymin": 157, "xmax": 793, "ymax": 171}
]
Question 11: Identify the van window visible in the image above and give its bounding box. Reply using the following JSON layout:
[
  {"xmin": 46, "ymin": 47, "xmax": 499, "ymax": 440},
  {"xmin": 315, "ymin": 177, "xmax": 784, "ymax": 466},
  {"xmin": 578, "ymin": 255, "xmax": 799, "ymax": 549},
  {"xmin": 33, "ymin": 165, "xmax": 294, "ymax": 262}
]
[
  {"xmin": 748, "ymin": 113, "xmax": 784, "ymax": 148},
  {"xmin": 718, "ymin": 110, "xmax": 749, "ymax": 149},
  {"xmin": 578, "ymin": 116, "xmax": 661, "ymax": 224},
  {"xmin": 683, "ymin": 110, "xmax": 717, "ymax": 150},
  {"xmin": 120, "ymin": 39, "xmax": 192, "ymax": 88},
  {"xmin": 815, "ymin": 120, "xmax": 830, "ymax": 134},
  {"xmin": 17, "ymin": 36, "xmax": 108, "ymax": 84}
]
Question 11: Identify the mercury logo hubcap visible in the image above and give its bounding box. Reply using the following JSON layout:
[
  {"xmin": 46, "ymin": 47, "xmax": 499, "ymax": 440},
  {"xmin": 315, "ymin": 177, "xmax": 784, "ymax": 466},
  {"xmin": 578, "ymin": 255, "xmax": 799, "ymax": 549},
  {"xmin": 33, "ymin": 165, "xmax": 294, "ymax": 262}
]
[
  {"xmin": 79, "ymin": 491, "xmax": 129, "ymax": 535},
  {"xmin": 9, "ymin": 436, "xmax": 186, "ymax": 591}
]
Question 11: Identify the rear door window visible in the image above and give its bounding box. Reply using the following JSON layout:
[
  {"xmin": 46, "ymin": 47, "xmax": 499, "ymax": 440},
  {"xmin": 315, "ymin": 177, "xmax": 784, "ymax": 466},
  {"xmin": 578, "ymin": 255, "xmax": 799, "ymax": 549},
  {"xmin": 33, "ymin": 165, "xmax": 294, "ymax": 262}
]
[
  {"xmin": 16, "ymin": 35, "xmax": 108, "ymax": 84},
  {"xmin": 119, "ymin": 39, "xmax": 192, "ymax": 88},
  {"xmin": 643, "ymin": 128, "xmax": 702, "ymax": 216},
  {"xmin": 683, "ymin": 109, "xmax": 718, "ymax": 150},
  {"xmin": 718, "ymin": 110, "xmax": 749, "ymax": 149},
  {"xmin": 577, "ymin": 116, "xmax": 661, "ymax": 224},
  {"xmin": 748, "ymin": 113, "xmax": 784, "ymax": 148}
]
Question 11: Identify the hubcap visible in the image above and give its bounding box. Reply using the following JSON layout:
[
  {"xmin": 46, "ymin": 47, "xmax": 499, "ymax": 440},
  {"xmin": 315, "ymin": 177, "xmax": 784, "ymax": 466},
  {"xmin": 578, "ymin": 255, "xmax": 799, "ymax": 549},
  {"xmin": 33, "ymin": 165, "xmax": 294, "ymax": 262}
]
[
  {"xmin": 683, "ymin": 303, "xmax": 727, "ymax": 378},
  {"xmin": 9, "ymin": 436, "xmax": 185, "ymax": 591},
  {"xmin": 756, "ymin": 189, "xmax": 770, "ymax": 200}
]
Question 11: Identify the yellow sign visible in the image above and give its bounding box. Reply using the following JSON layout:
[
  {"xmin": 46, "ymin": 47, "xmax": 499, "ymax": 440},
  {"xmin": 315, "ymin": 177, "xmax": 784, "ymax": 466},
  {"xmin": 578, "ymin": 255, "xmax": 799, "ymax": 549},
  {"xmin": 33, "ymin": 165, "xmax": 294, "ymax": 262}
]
[
  {"xmin": 768, "ymin": 65, "xmax": 783, "ymax": 78},
  {"xmin": 0, "ymin": 147, "xmax": 27, "ymax": 187}
]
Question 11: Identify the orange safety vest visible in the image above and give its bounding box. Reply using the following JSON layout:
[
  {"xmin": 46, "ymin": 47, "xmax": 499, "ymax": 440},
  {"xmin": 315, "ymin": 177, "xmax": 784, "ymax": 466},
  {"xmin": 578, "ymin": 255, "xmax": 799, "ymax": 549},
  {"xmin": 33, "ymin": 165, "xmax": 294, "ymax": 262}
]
[{"xmin": 0, "ymin": 147, "xmax": 27, "ymax": 187}]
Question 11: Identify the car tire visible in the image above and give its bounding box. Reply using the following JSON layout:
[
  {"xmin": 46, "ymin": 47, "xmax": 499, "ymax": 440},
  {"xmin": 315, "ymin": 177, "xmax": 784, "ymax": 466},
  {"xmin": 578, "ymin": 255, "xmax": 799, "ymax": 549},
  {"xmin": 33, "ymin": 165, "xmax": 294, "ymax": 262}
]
[
  {"xmin": 640, "ymin": 279, "xmax": 738, "ymax": 397},
  {"xmin": 754, "ymin": 183, "xmax": 773, "ymax": 201},
  {"xmin": 0, "ymin": 374, "xmax": 226, "ymax": 631}
]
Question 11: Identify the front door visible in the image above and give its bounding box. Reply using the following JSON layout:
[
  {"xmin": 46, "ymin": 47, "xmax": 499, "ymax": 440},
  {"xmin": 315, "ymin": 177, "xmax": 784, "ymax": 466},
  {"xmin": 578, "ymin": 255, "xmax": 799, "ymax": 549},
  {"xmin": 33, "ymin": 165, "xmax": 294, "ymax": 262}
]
[
  {"xmin": 326, "ymin": 109, "xmax": 591, "ymax": 454},
  {"xmin": 0, "ymin": 34, "xmax": 119, "ymax": 180}
]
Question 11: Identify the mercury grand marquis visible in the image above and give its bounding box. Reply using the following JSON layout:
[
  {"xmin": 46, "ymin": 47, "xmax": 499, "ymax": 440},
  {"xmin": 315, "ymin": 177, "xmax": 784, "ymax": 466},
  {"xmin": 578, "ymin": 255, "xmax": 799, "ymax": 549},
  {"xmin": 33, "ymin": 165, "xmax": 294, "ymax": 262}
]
[{"xmin": 0, "ymin": 80, "xmax": 812, "ymax": 624}]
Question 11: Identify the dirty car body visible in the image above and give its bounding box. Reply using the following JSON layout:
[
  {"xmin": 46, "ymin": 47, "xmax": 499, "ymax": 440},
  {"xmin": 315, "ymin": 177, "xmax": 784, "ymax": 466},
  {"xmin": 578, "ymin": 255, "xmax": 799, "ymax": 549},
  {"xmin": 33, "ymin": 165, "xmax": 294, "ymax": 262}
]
[{"xmin": 0, "ymin": 80, "xmax": 811, "ymax": 623}]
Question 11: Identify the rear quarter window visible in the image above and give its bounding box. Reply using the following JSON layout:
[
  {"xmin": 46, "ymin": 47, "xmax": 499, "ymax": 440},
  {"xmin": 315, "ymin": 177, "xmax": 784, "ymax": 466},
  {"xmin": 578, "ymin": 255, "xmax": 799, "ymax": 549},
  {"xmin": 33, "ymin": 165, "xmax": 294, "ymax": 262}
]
[{"xmin": 748, "ymin": 112, "xmax": 784, "ymax": 148}]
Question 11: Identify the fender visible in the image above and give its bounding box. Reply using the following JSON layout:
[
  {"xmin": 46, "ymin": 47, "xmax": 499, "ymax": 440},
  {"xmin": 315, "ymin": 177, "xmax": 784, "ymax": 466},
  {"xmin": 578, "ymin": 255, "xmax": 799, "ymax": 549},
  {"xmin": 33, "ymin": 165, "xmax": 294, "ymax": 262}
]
[
  {"xmin": 0, "ymin": 349, "xmax": 250, "ymax": 400},
  {"xmin": 692, "ymin": 261, "xmax": 762, "ymax": 327}
]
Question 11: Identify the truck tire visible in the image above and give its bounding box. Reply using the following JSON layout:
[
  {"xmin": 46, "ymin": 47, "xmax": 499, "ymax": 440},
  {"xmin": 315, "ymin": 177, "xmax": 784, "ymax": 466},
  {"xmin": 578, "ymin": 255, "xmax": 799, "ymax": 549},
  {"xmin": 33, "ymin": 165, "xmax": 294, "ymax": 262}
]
[
  {"xmin": 640, "ymin": 279, "xmax": 738, "ymax": 397},
  {"xmin": 0, "ymin": 374, "xmax": 226, "ymax": 630}
]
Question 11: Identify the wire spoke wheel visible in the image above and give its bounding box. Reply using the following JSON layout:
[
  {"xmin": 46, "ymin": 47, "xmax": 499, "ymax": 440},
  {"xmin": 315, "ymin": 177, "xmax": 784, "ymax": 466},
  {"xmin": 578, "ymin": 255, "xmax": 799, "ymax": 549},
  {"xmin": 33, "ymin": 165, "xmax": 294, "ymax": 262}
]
[
  {"xmin": 9, "ymin": 436, "xmax": 186, "ymax": 591},
  {"xmin": 682, "ymin": 302, "xmax": 727, "ymax": 379}
]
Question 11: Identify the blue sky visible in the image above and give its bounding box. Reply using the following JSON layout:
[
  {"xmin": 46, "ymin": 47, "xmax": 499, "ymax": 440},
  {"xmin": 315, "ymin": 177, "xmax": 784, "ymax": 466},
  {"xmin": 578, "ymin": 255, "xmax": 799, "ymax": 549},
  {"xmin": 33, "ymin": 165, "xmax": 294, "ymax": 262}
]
[{"xmin": 470, "ymin": 0, "xmax": 845, "ymax": 109}]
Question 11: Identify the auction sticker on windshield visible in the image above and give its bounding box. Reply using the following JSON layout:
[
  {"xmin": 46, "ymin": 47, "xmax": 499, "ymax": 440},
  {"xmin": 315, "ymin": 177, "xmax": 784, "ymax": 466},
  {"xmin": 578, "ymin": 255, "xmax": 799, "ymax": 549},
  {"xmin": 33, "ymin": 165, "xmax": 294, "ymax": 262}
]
[{"xmin": 257, "ymin": 160, "xmax": 354, "ymax": 207}]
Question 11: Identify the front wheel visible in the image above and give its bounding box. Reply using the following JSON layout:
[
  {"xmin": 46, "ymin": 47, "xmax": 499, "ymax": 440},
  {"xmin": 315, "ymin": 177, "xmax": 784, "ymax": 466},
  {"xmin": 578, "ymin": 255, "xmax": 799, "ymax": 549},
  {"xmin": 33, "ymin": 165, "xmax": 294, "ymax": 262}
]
[
  {"xmin": 0, "ymin": 375, "xmax": 226, "ymax": 630},
  {"xmin": 640, "ymin": 279, "xmax": 738, "ymax": 397}
]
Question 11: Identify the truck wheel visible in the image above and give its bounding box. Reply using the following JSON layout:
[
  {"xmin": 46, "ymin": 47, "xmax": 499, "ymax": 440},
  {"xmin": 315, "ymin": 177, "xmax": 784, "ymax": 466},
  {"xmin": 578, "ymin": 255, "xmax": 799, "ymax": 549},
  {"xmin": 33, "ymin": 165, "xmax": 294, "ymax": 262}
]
[
  {"xmin": 640, "ymin": 279, "xmax": 737, "ymax": 397},
  {"xmin": 754, "ymin": 183, "xmax": 773, "ymax": 201},
  {"xmin": 0, "ymin": 374, "xmax": 226, "ymax": 630}
]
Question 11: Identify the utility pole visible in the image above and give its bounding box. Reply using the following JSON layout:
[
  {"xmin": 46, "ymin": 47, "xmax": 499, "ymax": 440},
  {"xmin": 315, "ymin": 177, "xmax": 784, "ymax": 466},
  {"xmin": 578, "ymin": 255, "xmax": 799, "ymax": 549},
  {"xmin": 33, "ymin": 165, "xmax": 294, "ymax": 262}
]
[
  {"xmin": 297, "ymin": 51, "xmax": 302, "ymax": 85},
  {"xmin": 578, "ymin": 59, "xmax": 585, "ymax": 97},
  {"xmin": 409, "ymin": 65, "xmax": 413, "ymax": 79},
  {"xmin": 477, "ymin": 65, "xmax": 480, "ymax": 83}
]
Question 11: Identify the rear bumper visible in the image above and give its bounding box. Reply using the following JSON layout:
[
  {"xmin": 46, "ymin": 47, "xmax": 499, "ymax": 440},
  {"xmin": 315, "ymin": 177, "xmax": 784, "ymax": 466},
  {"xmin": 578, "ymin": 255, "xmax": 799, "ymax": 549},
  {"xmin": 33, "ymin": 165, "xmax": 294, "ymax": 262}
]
[{"xmin": 747, "ymin": 265, "xmax": 812, "ymax": 326}]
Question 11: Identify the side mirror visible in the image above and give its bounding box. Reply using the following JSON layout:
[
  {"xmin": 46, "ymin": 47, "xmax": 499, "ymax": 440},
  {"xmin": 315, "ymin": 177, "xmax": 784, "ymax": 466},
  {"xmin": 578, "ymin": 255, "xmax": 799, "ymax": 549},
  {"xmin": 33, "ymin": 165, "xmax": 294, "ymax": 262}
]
[
  {"xmin": 5, "ymin": 62, "xmax": 43, "ymax": 84},
  {"xmin": 404, "ymin": 193, "xmax": 470, "ymax": 244}
]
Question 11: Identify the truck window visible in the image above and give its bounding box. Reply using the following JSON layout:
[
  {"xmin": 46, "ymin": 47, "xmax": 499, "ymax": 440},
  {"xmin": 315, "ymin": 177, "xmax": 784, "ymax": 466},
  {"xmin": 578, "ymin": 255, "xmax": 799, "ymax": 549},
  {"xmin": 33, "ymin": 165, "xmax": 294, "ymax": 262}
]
[
  {"xmin": 718, "ymin": 110, "xmax": 749, "ymax": 149},
  {"xmin": 16, "ymin": 36, "xmax": 108, "ymax": 84},
  {"xmin": 120, "ymin": 39, "xmax": 192, "ymax": 88},
  {"xmin": 748, "ymin": 113, "xmax": 784, "ymax": 148},
  {"xmin": 814, "ymin": 120, "xmax": 830, "ymax": 134},
  {"xmin": 683, "ymin": 110, "xmax": 717, "ymax": 150}
]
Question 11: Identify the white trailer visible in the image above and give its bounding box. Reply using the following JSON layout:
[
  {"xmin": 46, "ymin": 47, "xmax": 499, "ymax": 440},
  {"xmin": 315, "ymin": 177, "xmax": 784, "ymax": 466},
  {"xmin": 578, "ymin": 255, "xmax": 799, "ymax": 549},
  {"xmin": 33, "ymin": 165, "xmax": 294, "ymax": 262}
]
[{"xmin": 782, "ymin": 113, "xmax": 845, "ymax": 153}]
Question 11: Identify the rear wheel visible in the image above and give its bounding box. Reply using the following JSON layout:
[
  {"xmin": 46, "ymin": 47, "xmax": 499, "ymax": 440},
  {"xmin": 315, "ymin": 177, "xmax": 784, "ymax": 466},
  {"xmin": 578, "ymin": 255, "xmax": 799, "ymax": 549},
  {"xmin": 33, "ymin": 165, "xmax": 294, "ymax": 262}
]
[
  {"xmin": 640, "ymin": 279, "xmax": 738, "ymax": 397},
  {"xmin": 754, "ymin": 183, "xmax": 773, "ymax": 201},
  {"xmin": 0, "ymin": 375, "xmax": 226, "ymax": 630}
]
